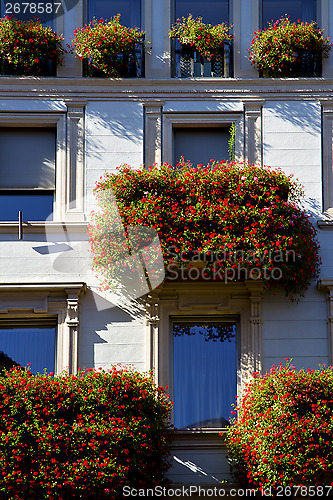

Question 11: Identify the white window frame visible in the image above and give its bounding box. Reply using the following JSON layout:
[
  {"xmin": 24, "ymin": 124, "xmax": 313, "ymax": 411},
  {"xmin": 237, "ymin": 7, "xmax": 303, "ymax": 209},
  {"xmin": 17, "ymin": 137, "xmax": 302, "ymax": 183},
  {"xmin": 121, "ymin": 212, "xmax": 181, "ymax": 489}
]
[
  {"xmin": 170, "ymin": 315, "xmax": 240, "ymax": 430},
  {"xmin": 0, "ymin": 283, "xmax": 86, "ymax": 374},
  {"xmin": 146, "ymin": 281, "xmax": 264, "ymax": 429},
  {"xmin": 162, "ymin": 113, "xmax": 244, "ymax": 165},
  {"xmin": 0, "ymin": 106, "xmax": 85, "ymax": 223}
]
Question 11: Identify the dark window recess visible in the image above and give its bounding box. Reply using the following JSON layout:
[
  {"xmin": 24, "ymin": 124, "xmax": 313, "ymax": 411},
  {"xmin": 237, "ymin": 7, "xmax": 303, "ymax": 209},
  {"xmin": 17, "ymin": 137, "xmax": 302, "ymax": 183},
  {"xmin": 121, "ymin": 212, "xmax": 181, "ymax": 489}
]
[{"xmin": 173, "ymin": 127, "xmax": 230, "ymax": 166}]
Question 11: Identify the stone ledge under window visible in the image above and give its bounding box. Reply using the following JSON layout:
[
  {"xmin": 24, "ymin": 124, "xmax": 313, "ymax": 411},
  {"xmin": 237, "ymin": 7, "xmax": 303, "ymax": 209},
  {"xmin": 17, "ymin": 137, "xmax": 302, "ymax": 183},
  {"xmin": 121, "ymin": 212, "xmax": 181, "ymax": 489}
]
[
  {"xmin": 0, "ymin": 221, "xmax": 88, "ymax": 234},
  {"xmin": 317, "ymin": 219, "xmax": 333, "ymax": 229}
]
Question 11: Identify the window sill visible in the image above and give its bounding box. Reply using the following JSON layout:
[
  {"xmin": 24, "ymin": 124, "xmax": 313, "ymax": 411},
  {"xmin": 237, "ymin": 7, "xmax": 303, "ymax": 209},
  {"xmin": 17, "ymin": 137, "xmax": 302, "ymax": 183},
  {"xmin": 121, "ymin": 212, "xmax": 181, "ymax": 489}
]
[
  {"xmin": 0, "ymin": 221, "xmax": 88, "ymax": 234},
  {"xmin": 317, "ymin": 219, "xmax": 333, "ymax": 229},
  {"xmin": 175, "ymin": 428, "xmax": 228, "ymax": 434}
]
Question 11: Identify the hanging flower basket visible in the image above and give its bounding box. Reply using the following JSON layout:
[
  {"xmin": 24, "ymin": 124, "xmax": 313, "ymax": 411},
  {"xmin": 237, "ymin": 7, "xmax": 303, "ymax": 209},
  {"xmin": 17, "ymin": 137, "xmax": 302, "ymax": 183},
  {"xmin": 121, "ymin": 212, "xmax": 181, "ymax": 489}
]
[
  {"xmin": 72, "ymin": 15, "xmax": 146, "ymax": 78},
  {"xmin": 0, "ymin": 17, "xmax": 64, "ymax": 76},
  {"xmin": 88, "ymin": 160, "xmax": 320, "ymax": 299},
  {"xmin": 169, "ymin": 14, "xmax": 234, "ymax": 61},
  {"xmin": 249, "ymin": 16, "xmax": 331, "ymax": 77}
]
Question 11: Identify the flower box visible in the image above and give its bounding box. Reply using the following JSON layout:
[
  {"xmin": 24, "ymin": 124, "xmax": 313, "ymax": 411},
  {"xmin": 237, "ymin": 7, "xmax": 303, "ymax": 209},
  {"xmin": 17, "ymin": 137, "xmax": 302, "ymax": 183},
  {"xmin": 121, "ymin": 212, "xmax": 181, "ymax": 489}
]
[
  {"xmin": 249, "ymin": 16, "xmax": 331, "ymax": 78},
  {"xmin": 0, "ymin": 17, "xmax": 64, "ymax": 77},
  {"xmin": 72, "ymin": 16, "xmax": 146, "ymax": 78},
  {"xmin": 82, "ymin": 40, "xmax": 145, "ymax": 78},
  {"xmin": 0, "ymin": 57, "xmax": 57, "ymax": 77},
  {"xmin": 169, "ymin": 14, "xmax": 234, "ymax": 78},
  {"xmin": 261, "ymin": 50, "xmax": 322, "ymax": 78}
]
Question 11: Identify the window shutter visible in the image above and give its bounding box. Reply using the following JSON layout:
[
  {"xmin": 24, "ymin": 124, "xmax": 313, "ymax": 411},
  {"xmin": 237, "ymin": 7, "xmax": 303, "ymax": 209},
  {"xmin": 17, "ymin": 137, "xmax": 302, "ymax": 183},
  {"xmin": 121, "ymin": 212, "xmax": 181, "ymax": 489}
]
[{"xmin": 0, "ymin": 127, "xmax": 56, "ymax": 189}]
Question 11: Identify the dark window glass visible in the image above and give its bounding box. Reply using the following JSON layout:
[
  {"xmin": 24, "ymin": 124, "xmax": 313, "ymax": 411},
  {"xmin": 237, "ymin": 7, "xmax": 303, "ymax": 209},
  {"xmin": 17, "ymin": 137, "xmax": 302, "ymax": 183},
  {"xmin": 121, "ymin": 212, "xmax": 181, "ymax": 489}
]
[
  {"xmin": 262, "ymin": 0, "xmax": 316, "ymax": 26},
  {"xmin": 175, "ymin": 0, "xmax": 229, "ymax": 24},
  {"xmin": 0, "ymin": 326, "xmax": 56, "ymax": 375},
  {"xmin": 173, "ymin": 322, "xmax": 237, "ymax": 429},
  {"xmin": 173, "ymin": 127, "xmax": 230, "ymax": 166},
  {"xmin": 88, "ymin": 0, "xmax": 141, "ymax": 27},
  {"xmin": 0, "ymin": 127, "xmax": 56, "ymax": 221},
  {"xmin": 0, "ymin": 192, "xmax": 54, "ymax": 221}
]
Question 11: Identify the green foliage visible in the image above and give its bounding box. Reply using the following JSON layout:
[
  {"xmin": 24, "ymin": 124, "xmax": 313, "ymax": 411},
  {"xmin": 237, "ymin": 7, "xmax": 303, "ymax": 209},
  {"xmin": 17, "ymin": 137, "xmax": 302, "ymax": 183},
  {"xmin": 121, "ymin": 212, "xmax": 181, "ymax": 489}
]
[
  {"xmin": 226, "ymin": 362, "xmax": 333, "ymax": 489},
  {"xmin": 72, "ymin": 15, "xmax": 145, "ymax": 77},
  {"xmin": 249, "ymin": 16, "xmax": 331, "ymax": 76},
  {"xmin": 169, "ymin": 14, "xmax": 233, "ymax": 60},
  {"xmin": 89, "ymin": 160, "xmax": 320, "ymax": 298},
  {"xmin": 0, "ymin": 17, "xmax": 64, "ymax": 72},
  {"xmin": 0, "ymin": 366, "xmax": 173, "ymax": 499},
  {"xmin": 228, "ymin": 123, "xmax": 236, "ymax": 162}
]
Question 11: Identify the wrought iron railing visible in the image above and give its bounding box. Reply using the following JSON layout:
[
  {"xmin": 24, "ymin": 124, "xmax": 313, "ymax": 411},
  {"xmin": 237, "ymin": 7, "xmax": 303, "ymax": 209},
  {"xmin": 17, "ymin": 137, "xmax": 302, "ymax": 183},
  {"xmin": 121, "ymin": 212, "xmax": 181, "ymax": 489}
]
[
  {"xmin": 83, "ymin": 38, "xmax": 145, "ymax": 78},
  {"xmin": 0, "ymin": 58, "xmax": 57, "ymax": 76},
  {"xmin": 261, "ymin": 51, "xmax": 322, "ymax": 78},
  {"xmin": 171, "ymin": 39, "xmax": 233, "ymax": 78}
]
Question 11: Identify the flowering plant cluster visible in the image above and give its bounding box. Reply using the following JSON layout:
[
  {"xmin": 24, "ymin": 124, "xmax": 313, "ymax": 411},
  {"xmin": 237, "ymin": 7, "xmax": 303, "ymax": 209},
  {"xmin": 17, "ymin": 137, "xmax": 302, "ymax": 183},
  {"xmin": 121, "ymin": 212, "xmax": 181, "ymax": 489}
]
[
  {"xmin": 89, "ymin": 160, "xmax": 320, "ymax": 298},
  {"xmin": 0, "ymin": 16, "xmax": 64, "ymax": 74},
  {"xmin": 169, "ymin": 14, "xmax": 233, "ymax": 60},
  {"xmin": 226, "ymin": 361, "xmax": 333, "ymax": 488},
  {"xmin": 72, "ymin": 15, "xmax": 145, "ymax": 77},
  {"xmin": 249, "ymin": 16, "xmax": 331, "ymax": 77},
  {"xmin": 0, "ymin": 366, "xmax": 173, "ymax": 499}
]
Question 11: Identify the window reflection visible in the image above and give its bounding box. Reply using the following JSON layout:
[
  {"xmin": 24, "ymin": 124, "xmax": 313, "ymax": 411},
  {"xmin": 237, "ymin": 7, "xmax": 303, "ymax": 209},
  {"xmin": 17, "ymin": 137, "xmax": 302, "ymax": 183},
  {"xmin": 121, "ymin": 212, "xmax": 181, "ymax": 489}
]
[
  {"xmin": 175, "ymin": 0, "xmax": 229, "ymax": 24},
  {"xmin": 88, "ymin": 0, "xmax": 141, "ymax": 28},
  {"xmin": 262, "ymin": 0, "xmax": 316, "ymax": 26},
  {"xmin": 173, "ymin": 322, "xmax": 237, "ymax": 429},
  {"xmin": 0, "ymin": 327, "xmax": 56, "ymax": 375}
]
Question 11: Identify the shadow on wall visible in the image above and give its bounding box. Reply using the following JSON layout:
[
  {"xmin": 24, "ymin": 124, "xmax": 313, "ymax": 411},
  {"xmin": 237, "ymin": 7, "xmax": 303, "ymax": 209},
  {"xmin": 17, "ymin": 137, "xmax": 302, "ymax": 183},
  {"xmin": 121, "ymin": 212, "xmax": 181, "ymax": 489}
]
[
  {"xmin": 78, "ymin": 288, "xmax": 146, "ymax": 369},
  {"xmin": 262, "ymin": 101, "xmax": 321, "ymax": 160},
  {"xmin": 85, "ymin": 105, "xmax": 144, "ymax": 164}
]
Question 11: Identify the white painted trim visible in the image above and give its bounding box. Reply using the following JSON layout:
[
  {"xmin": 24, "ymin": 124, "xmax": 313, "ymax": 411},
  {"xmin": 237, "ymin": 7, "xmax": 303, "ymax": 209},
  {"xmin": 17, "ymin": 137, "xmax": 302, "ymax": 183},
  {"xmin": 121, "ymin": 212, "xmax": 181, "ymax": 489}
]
[
  {"xmin": 146, "ymin": 281, "xmax": 264, "ymax": 418},
  {"xmin": 0, "ymin": 112, "xmax": 66, "ymax": 221},
  {"xmin": 162, "ymin": 112, "xmax": 244, "ymax": 165}
]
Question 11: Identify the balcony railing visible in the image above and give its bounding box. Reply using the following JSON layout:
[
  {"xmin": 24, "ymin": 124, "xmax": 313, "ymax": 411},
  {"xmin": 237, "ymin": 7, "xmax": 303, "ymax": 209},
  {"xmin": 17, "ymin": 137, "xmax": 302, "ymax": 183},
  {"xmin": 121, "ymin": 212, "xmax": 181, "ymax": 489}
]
[
  {"xmin": 0, "ymin": 58, "xmax": 57, "ymax": 76},
  {"xmin": 83, "ymin": 39, "xmax": 145, "ymax": 78},
  {"xmin": 171, "ymin": 39, "xmax": 233, "ymax": 78},
  {"xmin": 261, "ymin": 50, "xmax": 322, "ymax": 78}
]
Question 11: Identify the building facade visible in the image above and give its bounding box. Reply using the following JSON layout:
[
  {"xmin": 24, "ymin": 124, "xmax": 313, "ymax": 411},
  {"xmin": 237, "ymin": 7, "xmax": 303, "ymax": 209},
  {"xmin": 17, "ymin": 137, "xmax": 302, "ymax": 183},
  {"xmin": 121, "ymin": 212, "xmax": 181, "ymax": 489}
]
[{"xmin": 0, "ymin": 0, "xmax": 333, "ymax": 486}]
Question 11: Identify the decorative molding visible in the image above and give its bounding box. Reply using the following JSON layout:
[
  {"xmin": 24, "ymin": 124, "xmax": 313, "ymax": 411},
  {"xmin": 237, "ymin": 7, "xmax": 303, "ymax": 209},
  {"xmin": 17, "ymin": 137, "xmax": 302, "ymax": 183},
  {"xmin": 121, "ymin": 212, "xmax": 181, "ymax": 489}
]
[
  {"xmin": 147, "ymin": 281, "xmax": 265, "ymax": 397},
  {"xmin": 318, "ymin": 280, "xmax": 333, "ymax": 364},
  {"xmin": 321, "ymin": 102, "xmax": 333, "ymax": 212},
  {"xmin": 244, "ymin": 100, "xmax": 264, "ymax": 165},
  {"xmin": 65, "ymin": 101, "xmax": 86, "ymax": 222},
  {"xmin": 145, "ymin": 293, "xmax": 160, "ymax": 378},
  {"xmin": 143, "ymin": 101, "xmax": 164, "ymax": 166}
]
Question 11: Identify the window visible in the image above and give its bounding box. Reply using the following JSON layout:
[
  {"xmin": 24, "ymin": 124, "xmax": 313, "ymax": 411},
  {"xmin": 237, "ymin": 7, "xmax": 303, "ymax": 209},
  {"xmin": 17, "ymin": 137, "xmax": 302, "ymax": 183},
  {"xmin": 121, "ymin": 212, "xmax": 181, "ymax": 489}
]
[
  {"xmin": 173, "ymin": 320, "xmax": 237, "ymax": 429},
  {"xmin": 262, "ymin": 0, "xmax": 317, "ymax": 26},
  {"xmin": 0, "ymin": 283, "xmax": 86, "ymax": 375},
  {"xmin": 0, "ymin": 322, "xmax": 56, "ymax": 375},
  {"xmin": 172, "ymin": 0, "xmax": 232, "ymax": 78},
  {"xmin": 88, "ymin": 0, "xmax": 141, "ymax": 27},
  {"xmin": 163, "ymin": 113, "xmax": 244, "ymax": 166},
  {"xmin": 0, "ymin": 127, "xmax": 56, "ymax": 222},
  {"xmin": 175, "ymin": 0, "xmax": 229, "ymax": 24},
  {"xmin": 173, "ymin": 126, "xmax": 230, "ymax": 166}
]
